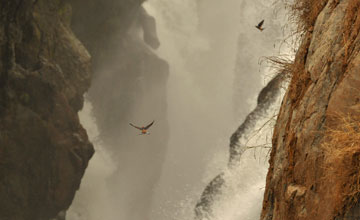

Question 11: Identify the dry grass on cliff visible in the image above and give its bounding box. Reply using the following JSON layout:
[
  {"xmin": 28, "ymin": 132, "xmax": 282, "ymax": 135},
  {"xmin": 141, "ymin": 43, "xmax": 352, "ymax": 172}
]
[
  {"xmin": 275, "ymin": 0, "xmax": 328, "ymax": 35},
  {"xmin": 266, "ymin": 55, "xmax": 293, "ymax": 78},
  {"xmin": 266, "ymin": 43, "xmax": 311, "ymax": 105},
  {"xmin": 287, "ymin": 0, "xmax": 328, "ymax": 33},
  {"xmin": 322, "ymin": 112, "xmax": 360, "ymax": 215},
  {"xmin": 266, "ymin": 0, "xmax": 328, "ymax": 103}
]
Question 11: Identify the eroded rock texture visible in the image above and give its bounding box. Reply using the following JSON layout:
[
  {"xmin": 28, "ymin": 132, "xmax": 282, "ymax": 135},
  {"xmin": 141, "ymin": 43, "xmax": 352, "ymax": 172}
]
[
  {"xmin": 261, "ymin": 0, "xmax": 360, "ymax": 219},
  {"xmin": 0, "ymin": 1, "xmax": 94, "ymax": 219}
]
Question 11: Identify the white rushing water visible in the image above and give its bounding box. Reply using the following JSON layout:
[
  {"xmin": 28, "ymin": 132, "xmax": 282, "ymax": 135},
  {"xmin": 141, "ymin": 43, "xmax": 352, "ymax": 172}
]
[
  {"xmin": 68, "ymin": 101, "xmax": 118, "ymax": 220},
  {"xmin": 143, "ymin": 0, "xmax": 239, "ymax": 219},
  {"xmin": 69, "ymin": 0, "xmax": 291, "ymax": 219},
  {"xmin": 143, "ymin": 0, "xmax": 290, "ymax": 220}
]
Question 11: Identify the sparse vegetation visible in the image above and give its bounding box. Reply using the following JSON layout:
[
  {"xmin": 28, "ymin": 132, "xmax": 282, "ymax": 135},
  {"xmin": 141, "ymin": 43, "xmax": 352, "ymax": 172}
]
[
  {"xmin": 287, "ymin": 0, "xmax": 328, "ymax": 33},
  {"xmin": 265, "ymin": 55, "xmax": 293, "ymax": 78},
  {"xmin": 322, "ymin": 112, "xmax": 360, "ymax": 216},
  {"xmin": 267, "ymin": 0, "xmax": 329, "ymax": 105},
  {"xmin": 262, "ymin": 0, "xmax": 360, "ymax": 219}
]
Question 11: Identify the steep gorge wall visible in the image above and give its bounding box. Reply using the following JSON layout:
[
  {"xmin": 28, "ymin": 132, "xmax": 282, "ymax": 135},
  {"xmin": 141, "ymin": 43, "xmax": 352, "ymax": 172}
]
[
  {"xmin": 0, "ymin": 0, "xmax": 166, "ymax": 219},
  {"xmin": 0, "ymin": 1, "xmax": 94, "ymax": 219},
  {"xmin": 261, "ymin": 0, "xmax": 360, "ymax": 219}
]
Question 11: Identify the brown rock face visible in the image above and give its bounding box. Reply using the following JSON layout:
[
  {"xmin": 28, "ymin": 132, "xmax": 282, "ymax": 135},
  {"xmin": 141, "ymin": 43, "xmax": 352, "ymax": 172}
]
[
  {"xmin": 0, "ymin": 1, "xmax": 93, "ymax": 219},
  {"xmin": 261, "ymin": 0, "xmax": 360, "ymax": 219}
]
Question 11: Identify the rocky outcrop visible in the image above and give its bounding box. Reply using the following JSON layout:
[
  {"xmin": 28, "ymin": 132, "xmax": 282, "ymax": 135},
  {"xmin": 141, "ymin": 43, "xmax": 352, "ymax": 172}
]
[
  {"xmin": 195, "ymin": 173, "xmax": 225, "ymax": 219},
  {"xmin": 0, "ymin": 1, "xmax": 94, "ymax": 220},
  {"xmin": 138, "ymin": 6, "xmax": 160, "ymax": 49},
  {"xmin": 229, "ymin": 73, "xmax": 285, "ymax": 167},
  {"xmin": 195, "ymin": 73, "xmax": 284, "ymax": 219},
  {"xmin": 261, "ymin": 0, "xmax": 360, "ymax": 219}
]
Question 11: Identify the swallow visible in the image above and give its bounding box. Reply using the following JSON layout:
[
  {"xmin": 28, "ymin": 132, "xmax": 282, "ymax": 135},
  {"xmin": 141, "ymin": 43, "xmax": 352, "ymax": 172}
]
[
  {"xmin": 129, "ymin": 120, "xmax": 154, "ymax": 135},
  {"xmin": 255, "ymin": 19, "xmax": 265, "ymax": 31}
]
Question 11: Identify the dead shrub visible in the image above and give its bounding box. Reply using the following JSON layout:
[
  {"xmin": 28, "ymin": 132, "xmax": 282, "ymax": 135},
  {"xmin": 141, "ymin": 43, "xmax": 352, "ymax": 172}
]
[{"xmin": 265, "ymin": 55, "xmax": 293, "ymax": 78}]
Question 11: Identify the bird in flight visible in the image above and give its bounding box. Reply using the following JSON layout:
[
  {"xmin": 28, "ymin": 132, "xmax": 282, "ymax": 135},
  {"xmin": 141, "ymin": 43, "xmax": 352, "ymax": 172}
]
[
  {"xmin": 255, "ymin": 19, "xmax": 265, "ymax": 31},
  {"xmin": 129, "ymin": 120, "xmax": 155, "ymax": 135}
]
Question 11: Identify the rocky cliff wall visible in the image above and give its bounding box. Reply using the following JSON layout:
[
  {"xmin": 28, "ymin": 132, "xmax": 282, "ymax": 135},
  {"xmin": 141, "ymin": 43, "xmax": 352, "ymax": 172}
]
[
  {"xmin": 261, "ymin": 0, "xmax": 360, "ymax": 219},
  {"xmin": 0, "ymin": 0, "xmax": 167, "ymax": 219},
  {"xmin": 0, "ymin": 1, "xmax": 94, "ymax": 219}
]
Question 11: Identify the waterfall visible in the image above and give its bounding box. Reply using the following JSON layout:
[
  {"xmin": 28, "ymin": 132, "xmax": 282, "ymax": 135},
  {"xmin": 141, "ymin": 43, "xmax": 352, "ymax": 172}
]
[
  {"xmin": 143, "ymin": 0, "xmax": 239, "ymax": 219},
  {"xmin": 144, "ymin": 0, "xmax": 290, "ymax": 220},
  {"xmin": 67, "ymin": 101, "xmax": 117, "ymax": 220},
  {"xmin": 68, "ymin": 0, "xmax": 292, "ymax": 219}
]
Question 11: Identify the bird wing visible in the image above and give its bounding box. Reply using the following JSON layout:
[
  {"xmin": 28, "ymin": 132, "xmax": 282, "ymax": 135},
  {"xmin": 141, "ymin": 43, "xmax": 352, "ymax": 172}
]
[
  {"xmin": 129, "ymin": 123, "xmax": 142, "ymax": 130},
  {"xmin": 257, "ymin": 19, "xmax": 264, "ymax": 27},
  {"xmin": 144, "ymin": 120, "xmax": 155, "ymax": 130}
]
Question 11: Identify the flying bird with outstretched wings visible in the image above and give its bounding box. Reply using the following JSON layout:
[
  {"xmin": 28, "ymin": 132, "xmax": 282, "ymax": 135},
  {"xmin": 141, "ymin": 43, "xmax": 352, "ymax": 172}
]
[
  {"xmin": 129, "ymin": 120, "xmax": 155, "ymax": 135},
  {"xmin": 255, "ymin": 19, "xmax": 265, "ymax": 31}
]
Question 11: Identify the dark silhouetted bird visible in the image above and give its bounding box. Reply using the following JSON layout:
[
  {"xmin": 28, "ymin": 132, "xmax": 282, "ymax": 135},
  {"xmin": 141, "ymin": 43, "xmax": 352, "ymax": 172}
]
[
  {"xmin": 255, "ymin": 20, "xmax": 265, "ymax": 31},
  {"xmin": 129, "ymin": 120, "xmax": 155, "ymax": 135}
]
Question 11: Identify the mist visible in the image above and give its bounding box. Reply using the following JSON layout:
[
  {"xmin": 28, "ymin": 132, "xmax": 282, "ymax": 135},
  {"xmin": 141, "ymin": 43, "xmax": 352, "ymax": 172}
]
[{"xmin": 68, "ymin": 0, "xmax": 291, "ymax": 220}]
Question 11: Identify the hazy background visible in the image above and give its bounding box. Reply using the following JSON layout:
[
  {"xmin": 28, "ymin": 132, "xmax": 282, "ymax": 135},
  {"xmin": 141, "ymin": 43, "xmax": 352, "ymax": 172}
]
[{"xmin": 68, "ymin": 0, "xmax": 291, "ymax": 219}]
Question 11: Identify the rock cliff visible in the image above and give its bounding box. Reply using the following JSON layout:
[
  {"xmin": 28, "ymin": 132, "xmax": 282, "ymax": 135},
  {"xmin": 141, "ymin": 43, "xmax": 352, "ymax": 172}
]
[
  {"xmin": 0, "ymin": 1, "xmax": 94, "ymax": 219},
  {"xmin": 1, "ymin": 0, "xmax": 166, "ymax": 219},
  {"xmin": 0, "ymin": 0, "xmax": 166, "ymax": 219},
  {"xmin": 261, "ymin": 0, "xmax": 360, "ymax": 219}
]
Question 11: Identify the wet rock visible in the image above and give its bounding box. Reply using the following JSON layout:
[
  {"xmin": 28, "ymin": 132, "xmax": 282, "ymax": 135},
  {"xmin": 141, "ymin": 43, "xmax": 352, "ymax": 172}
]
[
  {"xmin": 195, "ymin": 173, "xmax": 226, "ymax": 220},
  {"xmin": 0, "ymin": 1, "xmax": 93, "ymax": 219},
  {"xmin": 195, "ymin": 73, "xmax": 285, "ymax": 219}
]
